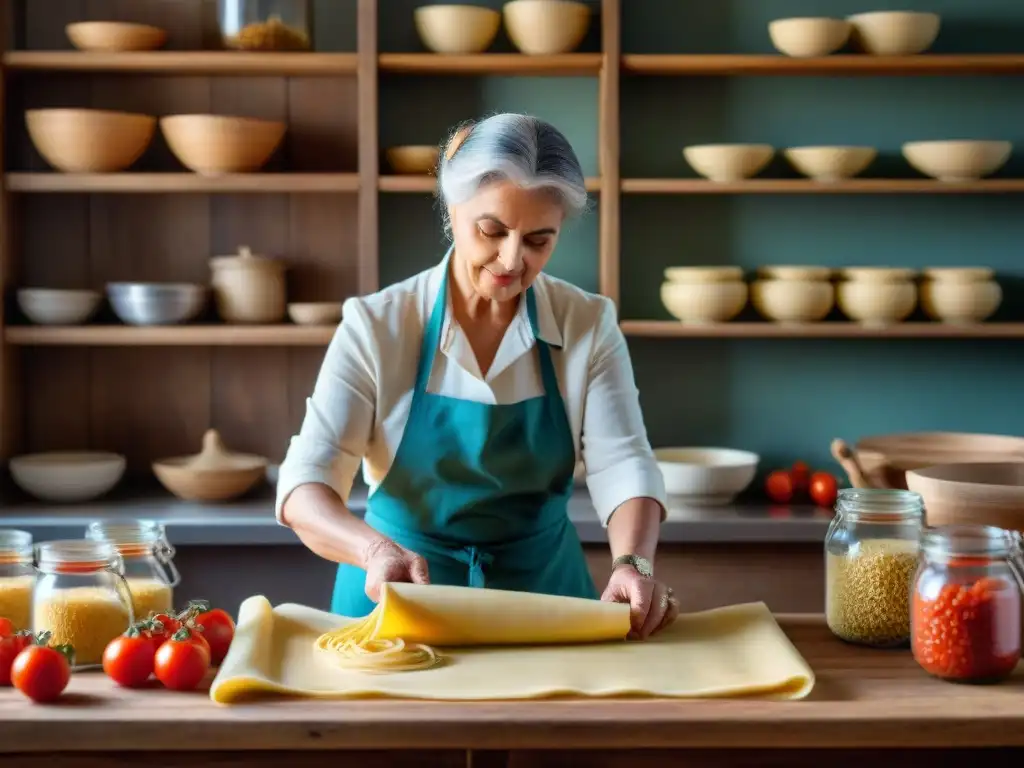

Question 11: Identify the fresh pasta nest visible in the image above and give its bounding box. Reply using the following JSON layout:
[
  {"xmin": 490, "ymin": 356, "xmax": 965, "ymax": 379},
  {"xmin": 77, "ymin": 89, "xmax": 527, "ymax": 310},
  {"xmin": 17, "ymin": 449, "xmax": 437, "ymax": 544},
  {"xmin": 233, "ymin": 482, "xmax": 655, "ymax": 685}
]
[{"xmin": 315, "ymin": 614, "xmax": 441, "ymax": 674}]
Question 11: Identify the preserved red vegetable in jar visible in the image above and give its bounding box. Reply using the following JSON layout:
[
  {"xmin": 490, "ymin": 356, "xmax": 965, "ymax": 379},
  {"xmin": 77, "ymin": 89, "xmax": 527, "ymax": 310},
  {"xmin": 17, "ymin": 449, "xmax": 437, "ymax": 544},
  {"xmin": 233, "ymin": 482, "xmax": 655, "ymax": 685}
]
[{"xmin": 911, "ymin": 525, "xmax": 1024, "ymax": 684}]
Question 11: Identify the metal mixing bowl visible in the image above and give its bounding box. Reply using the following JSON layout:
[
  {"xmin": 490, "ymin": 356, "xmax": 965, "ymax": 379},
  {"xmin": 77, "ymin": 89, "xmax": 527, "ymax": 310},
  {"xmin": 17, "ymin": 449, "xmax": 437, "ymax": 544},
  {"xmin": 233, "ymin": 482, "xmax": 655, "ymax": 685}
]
[{"xmin": 106, "ymin": 282, "xmax": 207, "ymax": 326}]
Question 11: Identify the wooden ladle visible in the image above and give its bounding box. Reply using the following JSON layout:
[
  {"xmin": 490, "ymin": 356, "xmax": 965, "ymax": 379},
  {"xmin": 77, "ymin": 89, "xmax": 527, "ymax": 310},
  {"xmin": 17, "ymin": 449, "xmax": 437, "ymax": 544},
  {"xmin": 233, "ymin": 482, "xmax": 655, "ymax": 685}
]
[{"xmin": 831, "ymin": 439, "xmax": 872, "ymax": 489}]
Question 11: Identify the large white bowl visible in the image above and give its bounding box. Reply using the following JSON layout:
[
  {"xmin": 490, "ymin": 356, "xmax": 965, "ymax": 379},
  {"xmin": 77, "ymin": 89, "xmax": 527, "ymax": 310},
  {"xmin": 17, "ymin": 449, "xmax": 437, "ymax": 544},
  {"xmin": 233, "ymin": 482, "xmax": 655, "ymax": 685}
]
[
  {"xmin": 9, "ymin": 451, "xmax": 126, "ymax": 503},
  {"xmin": 655, "ymin": 447, "xmax": 760, "ymax": 506},
  {"xmin": 17, "ymin": 288, "xmax": 102, "ymax": 325},
  {"xmin": 902, "ymin": 140, "xmax": 1012, "ymax": 182}
]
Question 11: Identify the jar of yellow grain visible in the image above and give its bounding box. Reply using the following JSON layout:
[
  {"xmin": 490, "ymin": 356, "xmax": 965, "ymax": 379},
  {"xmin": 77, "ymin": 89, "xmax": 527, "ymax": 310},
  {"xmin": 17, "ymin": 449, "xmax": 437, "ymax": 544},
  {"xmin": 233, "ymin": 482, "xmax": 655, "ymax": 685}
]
[
  {"xmin": 84, "ymin": 520, "xmax": 178, "ymax": 621},
  {"xmin": 32, "ymin": 540, "xmax": 135, "ymax": 667},
  {"xmin": 0, "ymin": 529, "xmax": 35, "ymax": 631},
  {"xmin": 824, "ymin": 488, "xmax": 924, "ymax": 648}
]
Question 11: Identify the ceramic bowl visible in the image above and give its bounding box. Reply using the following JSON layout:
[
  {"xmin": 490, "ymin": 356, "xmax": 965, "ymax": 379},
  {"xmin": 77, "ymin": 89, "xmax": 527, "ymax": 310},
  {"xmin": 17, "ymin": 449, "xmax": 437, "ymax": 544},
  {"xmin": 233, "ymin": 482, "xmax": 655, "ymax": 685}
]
[
  {"xmin": 683, "ymin": 144, "xmax": 774, "ymax": 182},
  {"xmin": 902, "ymin": 140, "xmax": 1012, "ymax": 182},
  {"xmin": 906, "ymin": 463, "xmax": 1024, "ymax": 531},
  {"xmin": 751, "ymin": 277, "xmax": 835, "ymax": 324},
  {"xmin": 26, "ymin": 108, "xmax": 156, "ymax": 173},
  {"xmin": 160, "ymin": 114, "xmax": 286, "ymax": 175},
  {"xmin": 661, "ymin": 268, "xmax": 748, "ymax": 324},
  {"xmin": 503, "ymin": 0, "xmax": 592, "ymax": 55},
  {"xmin": 413, "ymin": 5, "xmax": 501, "ymax": 54},
  {"xmin": 66, "ymin": 21, "xmax": 168, "ymax": 51},
  {"xmin": 655, "ymin": 447, "xmax": 760, "ymax": 506},
  {"xmin": 920, "ymin": 268, "xmax": 1002, "ymax": 324},
  {"xmin": 153, "ymin": 429, "xmax": 269, "ymax": 502},
  {"xmin": 386, "ymin": 145, "xmax": 440, "ymax": 175},
  {"xmin": 784, "ymin": 146, "xmax": 877, "ymax": 181},
  {"xmin": 836, "ymin": 274, "xmax": 917, "ymax": 327},
  {"xmin": 847, "ymin": 11, "xmax": 941, "ymax": 55},
  {"xmin": 9, "ymin": 451, "xmax": 126, "ymax": 503},
  {"xmin": 17, "ymin": 288, "xmax": 102, "ymax": 325},
  {"xmin": 288, "ymin": 302, "xmax": 343, "ymax": 326},
  {"xmin": 768, "ymin": 17, "xmax": 851, "ymax": 57}
]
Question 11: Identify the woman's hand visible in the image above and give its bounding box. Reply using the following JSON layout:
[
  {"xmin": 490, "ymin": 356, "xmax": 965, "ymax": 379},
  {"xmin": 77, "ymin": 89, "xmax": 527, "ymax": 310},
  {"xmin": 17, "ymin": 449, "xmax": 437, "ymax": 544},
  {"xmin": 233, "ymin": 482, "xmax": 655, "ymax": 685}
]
[
  {"xmin": 601, "ymin": 564, "xmax": 679, "ymax": 640},
  {"xmin": 362, "ymin": 537, "xmax": 431, "ymax": 602}
]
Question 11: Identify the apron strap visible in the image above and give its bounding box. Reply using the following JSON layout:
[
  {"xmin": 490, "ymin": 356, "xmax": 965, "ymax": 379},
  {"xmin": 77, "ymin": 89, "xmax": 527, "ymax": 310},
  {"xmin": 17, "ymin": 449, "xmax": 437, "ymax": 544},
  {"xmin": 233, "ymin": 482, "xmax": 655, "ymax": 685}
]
[{"xmin": 525, "ymin": 287, "xmax": 562, "ymax": 400}]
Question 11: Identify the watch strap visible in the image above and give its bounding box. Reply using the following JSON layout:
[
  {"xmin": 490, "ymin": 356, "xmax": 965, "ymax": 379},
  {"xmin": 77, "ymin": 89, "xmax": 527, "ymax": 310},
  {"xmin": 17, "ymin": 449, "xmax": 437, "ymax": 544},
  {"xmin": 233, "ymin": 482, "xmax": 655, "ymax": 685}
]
[{"xmin": 612, "ymin": 553, "xmax": 653, "ymax": 579}]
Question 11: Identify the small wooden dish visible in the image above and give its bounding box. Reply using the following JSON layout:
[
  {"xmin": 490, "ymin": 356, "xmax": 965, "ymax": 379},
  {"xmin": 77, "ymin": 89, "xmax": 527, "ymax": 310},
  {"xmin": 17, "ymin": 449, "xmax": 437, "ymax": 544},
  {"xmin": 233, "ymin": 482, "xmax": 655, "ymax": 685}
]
[
  {"xmin": 66, "ymin": 21, "xmax": 168, "ymax": 52},
  {"xmin": 288, "ymin": 302, "xmax": 343, "ymax": 326},
  {"xmin": 153, "ymin": 429, "xmax": 268, "ymax": 502},
  {"xmin": 160, "ymin": 114, "xmax": 286, "ymax": 176},
  {"xmin": 386, "ymin": 145, "xmax": 440, "ymax": 175}
]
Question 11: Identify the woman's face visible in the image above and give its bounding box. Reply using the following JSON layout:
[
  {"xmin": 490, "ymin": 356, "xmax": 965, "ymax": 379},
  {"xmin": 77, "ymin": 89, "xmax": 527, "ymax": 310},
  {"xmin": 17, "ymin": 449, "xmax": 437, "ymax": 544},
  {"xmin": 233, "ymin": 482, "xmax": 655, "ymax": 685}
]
[{"xmin": 449, "ymin": 180, "xmax": 564, "ymax": 303}]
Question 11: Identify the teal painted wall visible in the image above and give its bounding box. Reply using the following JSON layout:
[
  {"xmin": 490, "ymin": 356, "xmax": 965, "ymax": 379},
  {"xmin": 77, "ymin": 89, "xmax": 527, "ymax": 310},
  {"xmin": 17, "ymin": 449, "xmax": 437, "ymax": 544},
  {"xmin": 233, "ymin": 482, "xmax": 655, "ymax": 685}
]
[{"xmin": 374, "ymin": 0, "xmax": 1024, "ymax": 474}]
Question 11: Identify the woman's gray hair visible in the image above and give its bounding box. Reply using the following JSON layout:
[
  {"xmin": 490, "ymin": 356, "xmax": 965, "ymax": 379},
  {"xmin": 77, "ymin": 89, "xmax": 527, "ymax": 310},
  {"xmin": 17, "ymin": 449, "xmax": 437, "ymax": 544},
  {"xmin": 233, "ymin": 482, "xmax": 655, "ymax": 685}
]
[{"xmin": 436, "ymin": 113, "xmax": 589, "ymax": 235}]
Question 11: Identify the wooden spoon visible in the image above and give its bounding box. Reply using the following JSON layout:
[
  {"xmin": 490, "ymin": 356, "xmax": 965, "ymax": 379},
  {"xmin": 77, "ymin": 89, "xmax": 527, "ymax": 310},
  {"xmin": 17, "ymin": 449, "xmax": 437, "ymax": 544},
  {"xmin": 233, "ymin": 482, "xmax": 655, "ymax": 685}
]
[{"xmin": 831, "ymin": 438, "xmax": 872, "ymax": 489}]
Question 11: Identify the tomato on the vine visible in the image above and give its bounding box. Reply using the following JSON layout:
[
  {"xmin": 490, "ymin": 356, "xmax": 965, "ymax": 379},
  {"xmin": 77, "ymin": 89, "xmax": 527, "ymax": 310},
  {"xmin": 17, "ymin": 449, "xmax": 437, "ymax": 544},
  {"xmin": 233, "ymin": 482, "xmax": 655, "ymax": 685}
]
[
  {"xmin": 0, "ymin": 617, "xmax": 15, "ymax": 637},
  {"xmin": 11, "ymin": 639, "xmax": 73, "ymax": 703},
  {"xmin": 103, "ymin": 626, "xmax": 156, "ymax": 688},
  {"xmin": 765, "ymin": 470, "xmax": 795, "ymax": 504},
  {"xmin": 0, "ymin": 631, "xmax": 32, "ymax": 686},
  {"xmin": 154, "ymin": 628, "xmax": 210, "ymax": 691},
  {"xmin": 194, "ymin": 608, "xmax": 235, "ymax": 666}
]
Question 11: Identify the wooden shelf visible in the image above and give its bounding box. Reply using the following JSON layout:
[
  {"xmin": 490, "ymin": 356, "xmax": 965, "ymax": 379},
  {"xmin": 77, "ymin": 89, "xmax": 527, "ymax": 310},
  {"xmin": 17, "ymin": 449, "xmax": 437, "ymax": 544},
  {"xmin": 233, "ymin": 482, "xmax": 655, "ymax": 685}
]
[
  {"xmin": 2, "ymin": 51, "xmax": 358, "ymax": 75},
  {"xmin": 378, "ymin": 175, "xmax": 603, "ymax": 193},
  {"xmin": 378, "ymin": 53, "xmax": 602, "ymax": 76},
  {"xmin": 5, "ymin": 173, "xmax": 360, "ymax": 193},
  {"xmin": 620, "ymin": 178, "xmax": 1024, "ymax": 194},
  {"xmin": 620, "ymin": 321, "xmax": 1024, "ymax": 339},
  {"xmin": 622, "ymin": 53, "xmax": 1024, "ymax": 76},
  {"xmin": 4, "ymin": 325, "xmax": 336, "ymax": 346}
]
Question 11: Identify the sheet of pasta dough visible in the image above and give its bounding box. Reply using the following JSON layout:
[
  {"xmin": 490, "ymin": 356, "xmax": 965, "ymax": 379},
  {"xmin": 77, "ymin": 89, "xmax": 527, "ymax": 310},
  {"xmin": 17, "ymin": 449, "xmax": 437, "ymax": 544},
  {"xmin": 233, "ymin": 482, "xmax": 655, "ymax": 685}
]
[{"xmin": 210, "ymin": 584, "xmax": 815, "ymax": 703}]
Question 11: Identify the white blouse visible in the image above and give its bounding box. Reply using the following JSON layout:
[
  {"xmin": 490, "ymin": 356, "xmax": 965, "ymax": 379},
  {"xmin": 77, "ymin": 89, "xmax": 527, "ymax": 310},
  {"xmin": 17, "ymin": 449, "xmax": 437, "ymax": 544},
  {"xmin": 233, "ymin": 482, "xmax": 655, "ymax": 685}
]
[{"xmin": 275, "ymin": 260, "xmax": 667, "ymax": 527}]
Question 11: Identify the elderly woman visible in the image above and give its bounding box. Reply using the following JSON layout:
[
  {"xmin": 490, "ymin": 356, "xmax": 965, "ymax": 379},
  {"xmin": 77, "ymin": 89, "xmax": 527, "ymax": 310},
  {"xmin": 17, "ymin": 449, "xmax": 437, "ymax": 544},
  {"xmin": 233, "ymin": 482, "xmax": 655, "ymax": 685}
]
[{"xmin": 277, "ymin": 113, "xmax": 676, "ymax": 640}]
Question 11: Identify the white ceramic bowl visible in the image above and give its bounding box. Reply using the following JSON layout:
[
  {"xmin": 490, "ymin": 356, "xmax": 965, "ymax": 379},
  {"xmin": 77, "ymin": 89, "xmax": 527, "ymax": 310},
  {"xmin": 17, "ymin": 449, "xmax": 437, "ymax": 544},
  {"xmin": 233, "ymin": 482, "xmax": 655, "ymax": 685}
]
[
  {"xmin": 847, "ymin": 11, "xmax": 941, "ymax": 55},
  {"xmin": 17, "ymin": 288, "xmax": 102, "ymax": 325},
  {"xmin": 683, "ymin": 144, "xmax": 774, "ymax": 182},
  {"xmin": 503, "ymin": 0, "xmax": 591, "ymax": 55},
  {"xmin": 902, "ymin": 140, "xmax": 1012, "ymax": 182},
  {"xmin": 768, "ymin": 17, "xmax": 851, "ymax": 57},
  {"xmin": 9, "ymin": 451, "xmax": 126, "ymax": 503},
  {"xmin": 655, "ymin": 447, "xmax": 760, "ymax": 506},
  {"xmin": 784, "ymin": 146, "xmax": 877, "ymax": 181},
  {"xmin": 414, "ymin": 5, "xmax": 501, "ymax": 54}
]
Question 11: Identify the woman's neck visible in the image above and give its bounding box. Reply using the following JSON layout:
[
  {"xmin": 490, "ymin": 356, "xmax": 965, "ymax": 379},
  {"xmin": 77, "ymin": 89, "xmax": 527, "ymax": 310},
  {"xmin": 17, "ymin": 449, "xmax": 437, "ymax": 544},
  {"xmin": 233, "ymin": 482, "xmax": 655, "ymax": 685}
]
[{"xmin": 449, "ymin": 253, "xmax": 520, "ymax": 328}]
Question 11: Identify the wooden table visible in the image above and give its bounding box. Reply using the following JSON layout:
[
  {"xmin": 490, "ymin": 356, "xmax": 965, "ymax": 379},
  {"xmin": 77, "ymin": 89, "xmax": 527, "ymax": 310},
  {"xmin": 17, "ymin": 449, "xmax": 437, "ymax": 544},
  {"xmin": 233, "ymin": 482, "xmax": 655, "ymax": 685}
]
[{"xmin": 2, "ymin": 615, "xmax": 1024, "ymax": 767}]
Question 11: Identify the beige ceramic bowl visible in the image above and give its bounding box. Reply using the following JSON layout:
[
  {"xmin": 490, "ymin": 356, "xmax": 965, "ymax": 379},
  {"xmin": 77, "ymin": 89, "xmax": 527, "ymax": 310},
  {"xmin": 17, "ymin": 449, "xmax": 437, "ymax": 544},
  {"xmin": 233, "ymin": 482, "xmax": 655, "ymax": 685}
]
[
  {"xmin": 660, "ymin": 269, "xmax": 748, "ymax": 325},
  {"xmin": 902, "ymin": 140, "xmax": 1012, "ymax": 182},
  {"xmin": 751, "ymin": 275, "xmax": 834, "ymax": 324},
  {"xmin": 17, "ymin": 288, "xmax": 102, "ymax": 325},
  {"xmin": 288, "ymin": 302, "xmax": 343, "ymax": 326},
  {"xmin": 9, "ymin": 452, "xmax": 126, "ymax": 503},
  {"xmin": 26, "ymin": 108, "xmax": 156, "ymax": 173},
  {"xmin": 784, "ymin": 146, "xmax": 877, "ymax": 181},
  {"xmin": 920, "ymin": 267, "xmax": 1002, "ymax": 324},
  {"xmin": 768, "ymin": 17, "xmax": 851, "ymax": 57},
  {"xmin": 386, "ymin": 145, "xmax": 440, "ymax": 174},
  {"xmin": 683, "ymin": 144, "xmax": 774, "ymax": 182},
  {"xmin": 906, "ymin": 463, "xmax": 1024, "ymax": 531},
  {"xmin": 837, "ymin": 269, "xmax": 917, "ymax": 327},
  {"xmin": 503, "ymin": 0, "xmax": 592, "ymax": 55},
  {"xmin": 66, "ymin": 21, "xmax": 168, "ymax": 51},
  {"xmin": 847, "ymin": 11, "xmax": 941, "ymax": 55},
  {"xmin": 414, "ymin": 5, "xmax": 501, "ymax": 54},
  {"xmin": 655, "ymin": 447, "xmax": 760, "ymax": 508},
  {"xmin": 161, "ymin": 114, "xmax": 286, "ymax": 175},
  {"xmin": 153, "ymin": 429, "xmax": 268, "ymax": 503}
]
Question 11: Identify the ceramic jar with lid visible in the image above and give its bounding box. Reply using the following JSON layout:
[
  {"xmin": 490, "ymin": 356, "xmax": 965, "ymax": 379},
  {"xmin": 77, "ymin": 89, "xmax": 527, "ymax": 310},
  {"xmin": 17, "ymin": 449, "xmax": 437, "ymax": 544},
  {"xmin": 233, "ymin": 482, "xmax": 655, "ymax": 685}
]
[
  {"xmin": 751, "ymin": 266, "xmax": 834, "ymax": 324},
  {"xmin": 210, "ymin": 245, "xmax": 287, "ymax": 324},
  {"xmin": 920, "ymin": 268, "xmax": 1002, "ymax": 325},
  {"xmin": 659, "ymin": 266, "xmax": 748, "ymax": 325},
  {"xmin": 836, "ymin": 267, "xmax": 917, "ymax": 327}
]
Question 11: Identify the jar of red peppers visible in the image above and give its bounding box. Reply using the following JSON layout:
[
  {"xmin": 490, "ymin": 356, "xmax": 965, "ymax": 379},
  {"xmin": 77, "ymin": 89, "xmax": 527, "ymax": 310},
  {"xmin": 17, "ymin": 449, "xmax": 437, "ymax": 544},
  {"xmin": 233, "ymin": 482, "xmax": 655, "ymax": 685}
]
[{"xmin": 911, "ymin": 525, "xmax": 1024, "ymax": 684}]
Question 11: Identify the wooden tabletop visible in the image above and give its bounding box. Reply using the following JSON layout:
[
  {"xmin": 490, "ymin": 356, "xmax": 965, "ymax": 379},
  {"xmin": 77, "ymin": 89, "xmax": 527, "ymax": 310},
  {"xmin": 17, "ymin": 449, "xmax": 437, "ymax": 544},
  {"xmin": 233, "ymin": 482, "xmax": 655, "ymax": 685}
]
[{"xmin": 2, "ymin": 614, "xmax": 1024, "ymax": 753}]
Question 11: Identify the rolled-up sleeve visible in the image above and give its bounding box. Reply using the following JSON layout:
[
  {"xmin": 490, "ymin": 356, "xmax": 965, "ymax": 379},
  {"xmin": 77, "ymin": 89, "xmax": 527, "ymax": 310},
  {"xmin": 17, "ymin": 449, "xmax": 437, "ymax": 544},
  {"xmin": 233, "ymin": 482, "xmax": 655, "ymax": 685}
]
[
  {"xmin": 581, "ymin": 298, "xmax": 667, "ymax": 526},
  {"xmin": 274, "ymin": 297, "xmax": 378, "ymax": 523}
]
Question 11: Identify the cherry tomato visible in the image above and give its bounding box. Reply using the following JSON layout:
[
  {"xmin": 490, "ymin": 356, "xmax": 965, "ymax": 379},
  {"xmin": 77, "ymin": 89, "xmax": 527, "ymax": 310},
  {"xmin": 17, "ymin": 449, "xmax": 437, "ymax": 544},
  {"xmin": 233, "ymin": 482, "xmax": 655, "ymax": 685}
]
[
  {"xmin": 790, "ymin": 461, "xmax": 810, "ymax": 494},
  {"xmin": 0, "ymin": 617, "xmax": 14, "ymax": 637},
  {"xmin": 765, "ymin": 470, "xmax": 794, "ymax": 504},
  {"xmin": 11, "ymin": 644, "xmax": 72, "ymax": 703},
  {"xmin": 154, "ymin": 629, "xmax": 210, "ymax": 691},
  {"xmin": 195, "ymin": 608, "xmax": 235, "ymax": 666},
  {"xmin": 103, "ymin": 630, "xmax": 156, "ymax": 688},
  {"xmin": 182, "ymin": 628, "xmax": 211, "ymax": 658},
  {"xmin": 809, "ymin": 472, "xmax": 839, "ymax": 508},
  {"xmin": 0, "ymin": 632, "xmax": 32, "ymax": 686},
  {"xmin": 145, "ymin": 613, "xmax": 182, "ymax": 651}
]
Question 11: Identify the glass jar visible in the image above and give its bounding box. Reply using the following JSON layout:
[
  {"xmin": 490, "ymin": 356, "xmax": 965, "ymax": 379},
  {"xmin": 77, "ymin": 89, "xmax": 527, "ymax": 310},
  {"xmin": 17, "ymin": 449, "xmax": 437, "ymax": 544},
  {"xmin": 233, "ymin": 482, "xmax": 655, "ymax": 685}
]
[
  {"xmin": 0, "ymin": 529, "xmax": 34, "ymax": 631},
  {"xmin": 911, "ymin": 525, "xmax": 1024, "ymax": 684},
  {"xmin": 32, "ymin": 540, "xmax": 135, "ymax": 667},
  {"xmin": 824, "ymin": 488, "xmax": 924, "ymax": 647},
  {"xmin": 217, "ymin": 0, "xmax": 313, "ymax": 51},
  {"xmin": 85, "ymin": 520, "xmax": 179, "ymax": 621}
]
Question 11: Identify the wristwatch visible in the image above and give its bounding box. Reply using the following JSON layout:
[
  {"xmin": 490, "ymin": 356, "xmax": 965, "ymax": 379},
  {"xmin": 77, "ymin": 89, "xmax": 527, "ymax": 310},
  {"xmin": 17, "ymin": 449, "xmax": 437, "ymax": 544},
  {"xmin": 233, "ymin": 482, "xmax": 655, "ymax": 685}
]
[{"xmin": 612, "ymin": 554, "xmax": 653, "ymax": 579}]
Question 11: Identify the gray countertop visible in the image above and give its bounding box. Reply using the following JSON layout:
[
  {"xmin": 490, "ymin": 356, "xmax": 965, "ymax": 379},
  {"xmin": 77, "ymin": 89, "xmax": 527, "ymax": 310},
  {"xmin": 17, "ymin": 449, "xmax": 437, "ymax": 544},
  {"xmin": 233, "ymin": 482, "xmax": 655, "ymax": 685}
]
[{"xmin": 0, "ymin": 485, "xmax": 832, "ymax": 546}]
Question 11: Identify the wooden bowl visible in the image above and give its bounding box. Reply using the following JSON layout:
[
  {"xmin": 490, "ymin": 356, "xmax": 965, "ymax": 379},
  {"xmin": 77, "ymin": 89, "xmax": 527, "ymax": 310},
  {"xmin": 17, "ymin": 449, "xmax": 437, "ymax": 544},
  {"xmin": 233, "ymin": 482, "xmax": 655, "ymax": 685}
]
[
  {"xmin": 906, "ymin": 463, "xmax": 1024, "ymax": 531},
  {"xmin": 413, "ymin": 5, "xmax": 501, "ymax": 54},
  {"xmin": 160, "ymin": 114, "xmax": 286, "ymax": 175},
  {"xmin": 26, "ymin": 108, "xmax": 156, "ymax": 173},
  {"xmin": 66, "ymin": 21, "xmax": 168, "ymax": 52},
  {"xmin": 503, "ymin": 0, "xmax": 592, "ymax": 55},
  {"xmin": 153, "ymin": 429, "xmax": 268, "ymax": 502},
  {"xmin": 385, "ymin": 145, "xmax": 440, "ymax": 175},
  {"xmin": 288, "ymin": 302, "xmax": 343, "ymax": 326}
]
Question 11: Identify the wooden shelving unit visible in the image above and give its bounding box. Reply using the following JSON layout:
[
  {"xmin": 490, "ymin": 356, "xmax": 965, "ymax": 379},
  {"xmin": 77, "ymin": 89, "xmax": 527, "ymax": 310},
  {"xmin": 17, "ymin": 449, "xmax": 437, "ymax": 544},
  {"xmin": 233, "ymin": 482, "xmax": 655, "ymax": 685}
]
[
  {"xmin": 7, "ymin": 172, "xmax": 360, "ymax": 193},
  {"xmin": 621, "ymin": 53, "xmax": 1024, "ymax": 76},
  {"xmin": 619, "ymin": 178, "xmax": 1024, "ymax": 195},
  {"xmin": 620, "ymin": 322, "xmax": 1024, "ymax": 339}
]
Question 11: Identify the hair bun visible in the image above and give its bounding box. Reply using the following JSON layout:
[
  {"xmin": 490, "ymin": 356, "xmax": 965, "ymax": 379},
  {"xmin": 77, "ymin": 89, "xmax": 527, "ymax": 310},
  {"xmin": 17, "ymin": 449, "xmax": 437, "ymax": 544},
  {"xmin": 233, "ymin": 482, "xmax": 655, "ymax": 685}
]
[{"xmin": 444, "ymin": 122, "xmax": 475, "ymax": 161}]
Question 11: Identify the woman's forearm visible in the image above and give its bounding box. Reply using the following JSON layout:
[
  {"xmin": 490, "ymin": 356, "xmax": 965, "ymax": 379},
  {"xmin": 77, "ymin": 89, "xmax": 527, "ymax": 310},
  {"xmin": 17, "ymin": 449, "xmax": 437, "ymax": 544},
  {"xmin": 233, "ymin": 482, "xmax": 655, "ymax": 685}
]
[
  {"xmin": 281, "ymin": 483, "xmax": 387, "ymax": 568},
  {"xmin": 606, "ymin": 497, "xmax": 663, "ymax": 563}
]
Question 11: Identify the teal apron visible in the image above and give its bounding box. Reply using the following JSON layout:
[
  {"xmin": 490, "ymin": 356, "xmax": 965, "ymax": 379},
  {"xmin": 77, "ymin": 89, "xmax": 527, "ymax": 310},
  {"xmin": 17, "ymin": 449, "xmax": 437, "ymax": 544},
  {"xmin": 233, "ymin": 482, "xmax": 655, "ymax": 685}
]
[{"xmin": 330, "ymin": 258, "xmax": 597, "ymax": 617}]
